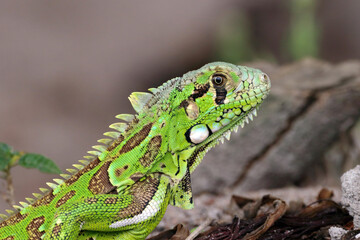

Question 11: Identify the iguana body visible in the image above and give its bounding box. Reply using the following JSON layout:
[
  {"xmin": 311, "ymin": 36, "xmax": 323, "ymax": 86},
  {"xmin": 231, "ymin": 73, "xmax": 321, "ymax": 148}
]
[{"xmin": 0, "ymin": 62, "xmax": 270, "ymax": 240}]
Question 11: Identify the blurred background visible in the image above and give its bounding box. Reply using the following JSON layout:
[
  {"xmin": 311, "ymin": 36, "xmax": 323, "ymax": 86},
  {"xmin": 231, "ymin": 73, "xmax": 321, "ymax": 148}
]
[{"xmin": 1, "ymin": 0, "xmax": 360, "ymax": 211}]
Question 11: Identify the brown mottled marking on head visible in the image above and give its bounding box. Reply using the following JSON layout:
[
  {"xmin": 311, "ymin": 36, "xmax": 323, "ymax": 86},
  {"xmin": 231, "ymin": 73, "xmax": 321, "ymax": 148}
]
[
  {"xmin": 115, "ymin": 165, "xmax": 129, "ymax": 178},
  {"xmin": 0, "ymin": 212, "xmax": 28, "ymax": 228},
  {"xmin": 139, "ymin": 135, "xmax": 162, "ymax": 167},
  {"xmin": 88, "ymin": 161, "xmax": 115, "ymax": 194},
  {"xmin": 66, "ymin": 158, "xmax": 101, "ymax": 185},
  {"xmin": 190, "ymin": 83, "xmax": 210, "ymax": 100},
  {"xmin": 119, "ymin": 123, "xmax": 153, "ymax": 154},
  {"xmin": 130, "ymin": 172, "xmax": 144, "ymax": 182},
  {"xmin": 26, "ymin": 216, "xmax": 45, "ymax": 239},
  {"xmin": 179, "ymin": 99, "xmax": 189, "ymax": 109},
  {"xmin": 85, "ymin": 197, "xmax": 98, "ymax": 204},
  {"xmin": 104, "ymin": 197, "xmax": 118, "ymax": 205},
  {"xmin": 116, "ymin": 175, "xmax": 160, "ymax": 219},
  {"xmin": 215, "ymin": 87, "xmax": 227, "ymax": 105},
  {"xmin": 32, "ymin": 191, "xmax": 56, "ymax": 208},
  {"xmin": 55, "ymin": 190, "xmax": 76, "ymax": 208}
]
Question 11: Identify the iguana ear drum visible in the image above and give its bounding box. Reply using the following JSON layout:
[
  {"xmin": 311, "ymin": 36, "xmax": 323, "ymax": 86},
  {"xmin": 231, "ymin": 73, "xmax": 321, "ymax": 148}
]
[
  {"xmin": 185, "ymin": 124, "xmax": 210, "ymax": 144},
  {"xmin": 184, "ymin": 100, "xmax": 199, "ymax": 120}
]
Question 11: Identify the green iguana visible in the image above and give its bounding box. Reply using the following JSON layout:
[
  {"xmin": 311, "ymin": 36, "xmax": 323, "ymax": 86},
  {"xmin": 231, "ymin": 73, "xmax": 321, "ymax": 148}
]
[{"xmin": 0, "ymin": 62, "xmax": 270, "ymax": 239}]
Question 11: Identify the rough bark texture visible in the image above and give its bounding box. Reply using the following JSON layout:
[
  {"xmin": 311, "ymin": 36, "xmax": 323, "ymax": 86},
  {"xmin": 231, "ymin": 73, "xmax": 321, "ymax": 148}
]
[{"xmin": 192, "ymin": 59, "xmax": 360, "ymax": 193}]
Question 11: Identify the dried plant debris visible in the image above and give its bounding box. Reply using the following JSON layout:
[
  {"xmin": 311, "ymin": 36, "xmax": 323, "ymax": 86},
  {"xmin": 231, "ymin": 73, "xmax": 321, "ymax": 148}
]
[
  {"xmin": 149, "ymin": 188, "xmax": 353, "ymax": 240},
  {"xmin": 147, "ymin": 224, "xmax": 190, "ymax": 240}
]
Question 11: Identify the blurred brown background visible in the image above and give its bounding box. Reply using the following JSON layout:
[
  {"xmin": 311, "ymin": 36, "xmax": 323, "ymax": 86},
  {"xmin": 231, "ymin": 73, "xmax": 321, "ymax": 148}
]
[{"xmin": 1, "ymin": 0, "xmax": 360, "ymax": 212}]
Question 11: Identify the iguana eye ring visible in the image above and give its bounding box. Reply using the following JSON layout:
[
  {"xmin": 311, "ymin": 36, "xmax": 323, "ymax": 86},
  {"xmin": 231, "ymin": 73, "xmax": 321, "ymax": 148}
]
[{"xmin": 212, "ymin": 75, "xmax": 226, "ymax": 87}]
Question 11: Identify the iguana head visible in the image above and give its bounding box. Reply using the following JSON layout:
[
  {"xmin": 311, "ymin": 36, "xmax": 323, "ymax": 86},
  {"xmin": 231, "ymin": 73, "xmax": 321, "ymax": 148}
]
[
  {"xmin": 126, "ymin": 62, "xmax": 270, "ymax": 179},
  {"xmin": 106, "ymin": 62, "xmax": 270, "ymax": 208},
  {"xmin": 166, "ymin": 62, "xmax": 270, "ymax": 163}
]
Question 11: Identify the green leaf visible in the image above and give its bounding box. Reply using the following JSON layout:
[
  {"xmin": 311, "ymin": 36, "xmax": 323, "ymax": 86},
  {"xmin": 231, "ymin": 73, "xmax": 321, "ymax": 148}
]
[
  {"xmin": 18, "ymin": 153, "xmax": 61, "ymax": 174},
  {"xmin": 0, "ymin": 143, "xmax": 13, "ymax": 171}
]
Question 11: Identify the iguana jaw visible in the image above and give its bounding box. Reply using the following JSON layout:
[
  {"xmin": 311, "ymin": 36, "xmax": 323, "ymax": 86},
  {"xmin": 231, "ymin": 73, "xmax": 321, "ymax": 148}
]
[
  {"xmin": 209, "ymin": 106, "xmax": 259, "ymax": 145},
  {"xmin": 198, "ymin": 98, "xmax": 268, "ymax": 148}
]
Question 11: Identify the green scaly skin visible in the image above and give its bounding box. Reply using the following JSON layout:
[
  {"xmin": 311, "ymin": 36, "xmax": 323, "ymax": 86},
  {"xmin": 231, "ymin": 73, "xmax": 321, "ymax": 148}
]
[{"xmin": 0, "ymin": 62, "xmax": 270, "ymax": 240}]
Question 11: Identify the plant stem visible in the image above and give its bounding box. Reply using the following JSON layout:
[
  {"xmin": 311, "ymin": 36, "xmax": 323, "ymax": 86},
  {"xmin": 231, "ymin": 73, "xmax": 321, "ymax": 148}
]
[{"xmin": 4, "ymin": 168, "xmax": 15, "ymax": 206}]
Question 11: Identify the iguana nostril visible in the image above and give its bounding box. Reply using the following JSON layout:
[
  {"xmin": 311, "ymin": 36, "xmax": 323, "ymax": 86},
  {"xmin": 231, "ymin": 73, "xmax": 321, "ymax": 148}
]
[{"xmin": 261, "ymin": 73, "xmax": 270, "ymax": 84}]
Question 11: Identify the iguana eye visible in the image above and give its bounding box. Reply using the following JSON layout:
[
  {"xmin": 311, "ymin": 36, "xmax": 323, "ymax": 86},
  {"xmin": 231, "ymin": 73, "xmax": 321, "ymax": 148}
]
[{"xmin": 212, "ymin": 75, "xmax": 226, "ymax": 87}]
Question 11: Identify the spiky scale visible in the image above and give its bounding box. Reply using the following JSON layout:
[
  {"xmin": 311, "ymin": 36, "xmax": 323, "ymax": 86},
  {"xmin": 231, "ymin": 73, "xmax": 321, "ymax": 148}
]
[
  {"xmin": 39, "ymin": 188, "xmax": 49, "ymax": 193},
  {"xmin": 60, "ymin": 174, "xmax": 71, "ymax": 180},
  {"xmin": 26, "ymin": 198, "xmax": 35, "ymax": 204},
  {"xmin": 225, "ymin": 131, "xmax": 231, "ymax": 141},
  {"xmin": 109, "ymin": 122, "xmax": 127, "ymax": 132},
  {"xmin": 46, "ymin": 182, "xmax": 58, "ymax": 190},
  {"xmin": 115, "ymin": 113, "xmax": 135, "ymax": 122},
  {"xmin": 128, "ymin": 92, "xmax": 153, "ymax": 113},
  {"xmin": 0, "ymin": 214, "xmax": 7, "ymax": 219},
  {"xmin": 78, "ymin": 160, "xmax": 89, "ymax": 165},
  {"xmin": 234, "ymin": 126, "xmax": 239, "ymax": 133},
  {"xmin": 32, "ymin": 193, "xmax": 43, "ymax": 199},
  {"xmin": 19, "ymin": 202, "xmax": 29, "ymax": 208},
  {"xmin": 13, "ymin": 205, "xmax": 22, "ymax": 211},
  {"xmin": 5, "ymin": 209, "xmax": 14, "ymax": 215},
  {"xmin": 53, "ymin": 179, "xmax": 64, "ymax": 185},
  {"xmin": 148, "ymin": 87, "xmax": 158, "ymax": 94},
  {"xmin": 73, "ymin": 164, "xmax": 84, "ymax": 170},
  {"xmin": 92, "ymin": 145, "xmax": 107, "ymax": 152},
  {"xmin": 87, "ymin": 150, "xmax": 101, "ymax": 156},
  {"xmin": 97, "ymin": 138, "xmax": 112, "ymax": 145},
  {"xmin": 103, "ymin": 131, "xmax": 121, "ymax": 139},
  {"xmin": 83, "ymin": 155, "xmax": 95, "ymax": 160},
  {"xmin": 249, "ymin": 114, "xmax": 253, "ymax": 121},
  {"xmin": 66, "ymin": 168, "xmax": 77, "ymax": 174}
]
